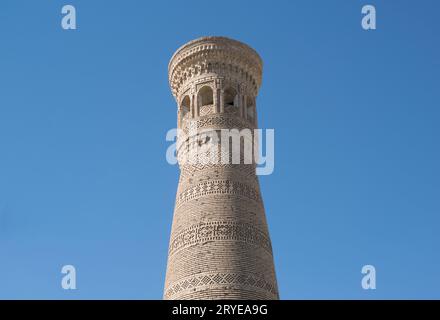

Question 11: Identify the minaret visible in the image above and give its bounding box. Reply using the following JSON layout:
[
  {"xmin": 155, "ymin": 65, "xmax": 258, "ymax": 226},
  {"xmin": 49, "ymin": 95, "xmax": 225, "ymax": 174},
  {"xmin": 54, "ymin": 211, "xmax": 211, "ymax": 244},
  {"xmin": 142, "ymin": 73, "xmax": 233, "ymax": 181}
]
[{"xmin": 164, "ymin": 36, "xmax": 279, "ymax": 300}]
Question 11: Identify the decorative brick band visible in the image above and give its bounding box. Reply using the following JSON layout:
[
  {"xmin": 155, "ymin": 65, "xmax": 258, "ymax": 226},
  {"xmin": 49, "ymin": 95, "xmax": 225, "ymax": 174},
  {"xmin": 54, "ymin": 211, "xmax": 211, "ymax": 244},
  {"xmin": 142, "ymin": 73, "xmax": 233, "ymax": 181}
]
[
  {"xmin": 181, "ymin": 113, "xmax": 255, "ymax": 135},
  {"xmin": 168, "ymin": 221, "xmax": 272, "ymax": 256},
  {"xmin": 179, "ymin": 163, "xmax": 256, "ymax": 180},
  {"xmin": 164, "ymin": 272, "xmax": 278, "ymax": 300},
  {"xmin": 175, "ymin": 180, "xmax": 260, "ymax": 207}
]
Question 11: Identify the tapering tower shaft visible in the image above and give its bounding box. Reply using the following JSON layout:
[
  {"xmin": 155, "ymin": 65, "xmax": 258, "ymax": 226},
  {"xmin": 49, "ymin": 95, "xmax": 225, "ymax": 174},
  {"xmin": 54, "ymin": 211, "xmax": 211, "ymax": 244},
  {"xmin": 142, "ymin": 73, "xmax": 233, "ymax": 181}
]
[{"xmin": 164, "ymin": 37, "xmax": 278, "ymax": 300}]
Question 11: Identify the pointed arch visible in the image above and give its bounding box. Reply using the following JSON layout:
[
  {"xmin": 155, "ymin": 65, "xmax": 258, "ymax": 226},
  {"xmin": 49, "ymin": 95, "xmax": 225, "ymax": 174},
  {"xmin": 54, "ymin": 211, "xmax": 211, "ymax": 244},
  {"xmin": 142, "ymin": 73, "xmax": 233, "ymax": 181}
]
[
  {"xmin": 197, "ymin": 86, "xmax": 214, "ymax": 107},
  {"xmin": 179, "ymin": 95, "xmax": 191, "ymax": 124},
  {"xmin": 246, "ymin": 96, "xmax": 255, "ymax": 123},
  {"xmin": 224, "ymin": 87, "xmax": 239, "ymax": 108}
]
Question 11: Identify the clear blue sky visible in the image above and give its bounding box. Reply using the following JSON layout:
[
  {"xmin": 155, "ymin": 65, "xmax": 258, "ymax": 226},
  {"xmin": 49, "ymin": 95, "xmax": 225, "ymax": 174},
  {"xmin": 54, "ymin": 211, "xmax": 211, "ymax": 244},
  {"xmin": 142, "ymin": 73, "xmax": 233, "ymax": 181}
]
[{"xmin": 0, "ymin": 0, "xmax": 439, "ymax": 299}]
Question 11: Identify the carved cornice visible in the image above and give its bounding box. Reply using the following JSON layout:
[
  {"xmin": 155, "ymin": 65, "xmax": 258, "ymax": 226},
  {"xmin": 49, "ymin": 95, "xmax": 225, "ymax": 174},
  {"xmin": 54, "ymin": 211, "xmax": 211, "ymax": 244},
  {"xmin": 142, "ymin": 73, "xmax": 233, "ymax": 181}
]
[{"xmin": 168, "ymin": 36, "xmax": 263, "ymax": 99}]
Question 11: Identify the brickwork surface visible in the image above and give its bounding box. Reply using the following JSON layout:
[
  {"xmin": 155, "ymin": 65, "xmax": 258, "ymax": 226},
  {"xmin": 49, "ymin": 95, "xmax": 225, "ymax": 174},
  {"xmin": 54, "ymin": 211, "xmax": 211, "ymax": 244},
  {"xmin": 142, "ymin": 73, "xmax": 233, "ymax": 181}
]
[{"xmin": 164, "ymin": 37, "xmax": 279, "ymax": 300}]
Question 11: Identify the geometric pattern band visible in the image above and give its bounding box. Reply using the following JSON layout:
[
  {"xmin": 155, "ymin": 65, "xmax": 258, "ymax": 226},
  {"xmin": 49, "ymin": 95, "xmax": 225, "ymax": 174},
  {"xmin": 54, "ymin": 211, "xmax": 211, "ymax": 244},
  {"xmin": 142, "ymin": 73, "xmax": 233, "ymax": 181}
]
[
  {"xmin": 175, "ymin": 179, "xmax": 261, "ymax": 208},
  {"xmin": 164, "ymin": 271, "xmax": 279, "ymax": 299},
  {"xmin": 168, "ymin": 221, "xmax": 273, "ymax": 256}
]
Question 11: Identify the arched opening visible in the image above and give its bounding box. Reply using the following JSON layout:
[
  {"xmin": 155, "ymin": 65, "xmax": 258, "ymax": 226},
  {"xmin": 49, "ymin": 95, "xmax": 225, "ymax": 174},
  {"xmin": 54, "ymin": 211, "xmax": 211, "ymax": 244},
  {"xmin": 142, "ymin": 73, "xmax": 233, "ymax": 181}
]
[
  {"xmin": 246, "ymin": 96, "xmax": 255, "ymax": 123},
  {"xmin": 197, "ymin": 86, "xmax": 214, "ymax": 107},
  {"xmin": 224, "ymin": 87, "xmax": 238, "ymax": 108},
  {"xmin": 180, "ymin": 95, "xmax": 190, "ymax": 123}
]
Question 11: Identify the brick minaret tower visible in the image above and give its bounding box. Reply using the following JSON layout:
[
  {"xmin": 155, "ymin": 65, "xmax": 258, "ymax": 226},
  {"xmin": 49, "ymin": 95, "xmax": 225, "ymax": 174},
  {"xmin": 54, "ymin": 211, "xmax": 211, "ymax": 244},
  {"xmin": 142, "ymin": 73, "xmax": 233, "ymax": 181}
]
[{"xmin": 164, "ymin": 36, "xmax": 279, "ymax": 300}]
